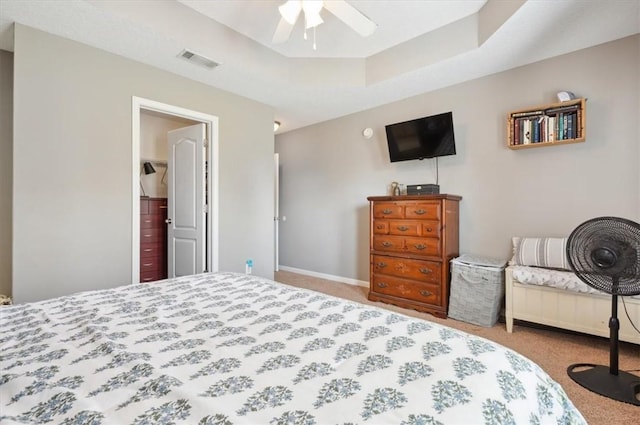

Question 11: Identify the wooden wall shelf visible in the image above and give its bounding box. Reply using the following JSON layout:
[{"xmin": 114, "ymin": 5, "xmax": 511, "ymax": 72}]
[{"xmin": 507, "ymin": 98, "xmax": 586, "ymax": 150}]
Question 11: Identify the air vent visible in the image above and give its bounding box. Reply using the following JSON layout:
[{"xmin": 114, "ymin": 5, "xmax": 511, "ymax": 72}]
[{"xmin": 178, "ymin": 49, "xmax": 219, "ymax": 70}]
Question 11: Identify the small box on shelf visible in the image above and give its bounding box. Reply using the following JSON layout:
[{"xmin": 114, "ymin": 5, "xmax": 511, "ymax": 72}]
[{"xmin": 507, "ymin": 98, "xmax": 586, "ymax": 149}]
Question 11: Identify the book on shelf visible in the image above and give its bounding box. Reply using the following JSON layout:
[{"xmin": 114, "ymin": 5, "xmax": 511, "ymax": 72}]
[
  {"xmin": 523, "ymin": 119, "xmax": 531, "ymax": 144},
  {"xmin": 576, "ymin": 109, "xmax": 582, "ymax": 138},
  {"xmin": 511, "ymin": 110, "xmax": 544, "ymax": 118},
  {"xmin": 545, "ymin": 104, "xmax": 579, "ymax": 114},
  {"xmin": 532, "ymin": 118, "xmax": 540, "ymax": 143},
  {"xmin": 548, "ymin": 116, "xmax": 555, "ymax": 142},
  {"xmin": 568, "ymin": 112, "xmax": 577, "ymax": 139}
]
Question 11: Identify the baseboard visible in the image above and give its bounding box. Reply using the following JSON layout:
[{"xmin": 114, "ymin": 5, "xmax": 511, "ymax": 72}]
[{"xmin": 278, "ymin": 266, "xmax": 369, "ymax": 288}]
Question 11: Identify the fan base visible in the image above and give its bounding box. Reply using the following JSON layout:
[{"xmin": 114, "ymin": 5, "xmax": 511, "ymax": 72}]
[{"xmin": 568, "ymin": 363, "xmax": 640, "ymax": 406}]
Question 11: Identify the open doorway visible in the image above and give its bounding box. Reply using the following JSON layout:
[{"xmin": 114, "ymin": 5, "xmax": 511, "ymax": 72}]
[{"xmin": 131, "ymin": 97, "xmax": 219, "ymax": 284}]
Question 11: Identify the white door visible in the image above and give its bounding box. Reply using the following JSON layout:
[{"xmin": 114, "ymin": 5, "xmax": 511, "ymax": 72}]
[{"xmin": 167, "ymin": 124, "xmax": 206, "ymax": 278}]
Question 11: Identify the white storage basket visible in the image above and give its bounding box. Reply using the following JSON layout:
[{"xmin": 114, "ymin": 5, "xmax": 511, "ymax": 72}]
[{"xmin": 448, "ymin": 256, "xmax": 506, "ymax": 327}]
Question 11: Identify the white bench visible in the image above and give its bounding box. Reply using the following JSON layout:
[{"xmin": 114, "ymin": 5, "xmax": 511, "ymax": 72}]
[{"xmin": 505, "ymin": 265, "xmax": 640, "ymax": 345}]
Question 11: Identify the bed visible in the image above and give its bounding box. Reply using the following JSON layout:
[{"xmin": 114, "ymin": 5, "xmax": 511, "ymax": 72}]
[
  {"xmin": 505, "ymin": 237, "xmax": 640, "ymax": 345},
  {"xmin": 1, "ymin": 272, "xmax": 585, "ymax": 424}
]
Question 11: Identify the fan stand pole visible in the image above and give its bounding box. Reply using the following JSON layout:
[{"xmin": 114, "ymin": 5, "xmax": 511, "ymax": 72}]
[{"xmin": 608, "ymin": 294, "xmax": 619, "ymax": 376}]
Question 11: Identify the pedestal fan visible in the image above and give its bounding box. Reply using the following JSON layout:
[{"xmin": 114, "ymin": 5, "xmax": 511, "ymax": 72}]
[{"xmin": 566, "ymin": 216, "xmax": 640, "ymax": 405}]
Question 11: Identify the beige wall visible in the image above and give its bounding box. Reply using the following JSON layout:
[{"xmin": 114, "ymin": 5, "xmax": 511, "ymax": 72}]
[
  {"xmin": 276, "ymin": 35, "xmax": 640, "ymax": 282},
  {"xmin": 12, "ymin": 25, "xmax": 275, "ymax": 303},
  {"xmin": 0, "ymin": 50, "xmax": 12, "ymax": 297}
]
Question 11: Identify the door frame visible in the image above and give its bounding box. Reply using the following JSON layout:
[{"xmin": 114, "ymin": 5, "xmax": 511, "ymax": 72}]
[{"xmin": 131, "ymin": 96, "xmax": 219, "ymax": 284}]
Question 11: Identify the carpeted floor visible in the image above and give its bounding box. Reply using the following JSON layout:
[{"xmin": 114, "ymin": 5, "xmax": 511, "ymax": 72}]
[{"xmin": 274, "ymin": 270, "xmax": 640, "ymax": 424}]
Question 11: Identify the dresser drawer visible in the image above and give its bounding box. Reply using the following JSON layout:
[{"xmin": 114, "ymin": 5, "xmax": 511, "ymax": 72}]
[
  {"xmin": 405, "ymin": 203, "xmax": 440, "ymax": 220},
  {"xmin": 373, "ymin": 203, "xmax": 403, "ymax": 219},
  {"xmin": 372, "ymin": 255, "xmax": 441, "ymax": 284},
  {"xmin": 378, "ymin": 220, "xmax": 441, "ymax": 237},
  {"xmin": 140, "ymin": 270, "xmax": 165, "ymax": 283},
  {"xmin": 420, "ymin": 221, "xmax": 441, "ymax": 238},
  {"xmin": 140, "ymin": 258, "xmax": 163, "ymax": 273},
  {"xmin": 140, "ymin": 227, "xmax": 166, "ymax": 243},
  {"xmin": 371, "ymin": 274, "xmax": 441, "ymax": 305},
  {"xmin": 372, "ymin": 221, "xmax": 389, "ymax": 234},
  {"xmin": 141, "ymin": 214, "xmax": 166, "ymax": 229},
  {"xmin": 373, "ymin": 235, "xmax": 405, "ymax": 253},
  {"xmin": 388, "ymin": 221, "xmax": 420, "ymax": 236},
  {"xmin": 141, "ymin": 242, "xmax": 164, "ymax": 258},
  {"xmin": 404, "ymin": 237, "xmax": 441, "ymax": 256},
  {"xmin": 149, "ymin": 199, "xmax": 168, "ymax": 214}
]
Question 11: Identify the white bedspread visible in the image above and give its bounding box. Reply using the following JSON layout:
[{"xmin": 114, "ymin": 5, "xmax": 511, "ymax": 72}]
[{"xmin": 0, "ymin": 272, "xmax": 585, "ymax": 424}]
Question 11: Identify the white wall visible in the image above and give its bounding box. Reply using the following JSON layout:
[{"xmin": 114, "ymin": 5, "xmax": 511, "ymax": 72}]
[
  {"xmin": 12, "ymin": 25, "xmax": 275, "ymax": 303},
  {"xmin": 276, "ymin": 35, "xmax": 640, "ymax": 282},
  {"xmin": 0, "ymin": 50, "xmax": 12, "ymax": 298}
]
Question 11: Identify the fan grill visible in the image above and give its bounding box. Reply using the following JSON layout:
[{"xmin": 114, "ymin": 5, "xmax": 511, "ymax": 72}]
[{"xmin": 567, "ymin": 216, "xmax": 640, "ymax": 296}]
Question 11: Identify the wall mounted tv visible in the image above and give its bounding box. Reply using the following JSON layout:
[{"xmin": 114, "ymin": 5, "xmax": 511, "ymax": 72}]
[{"xmin": 385, "ymin": 112, "xmax": 456, "ymax": 162}]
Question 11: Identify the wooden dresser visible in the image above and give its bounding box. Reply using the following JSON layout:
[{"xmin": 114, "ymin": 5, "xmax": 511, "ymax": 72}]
[
  {"xmin": 140, "ymin": 197, "xmax": 167, "ymax": 283},
  {"xmin": 367, "ymin": 194, "xmax": 461, "ymax": 318}
]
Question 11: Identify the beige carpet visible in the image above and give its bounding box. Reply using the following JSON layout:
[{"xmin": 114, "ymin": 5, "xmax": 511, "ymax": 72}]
[{"xmin": 274, "ymin": 270, "xmax": 640, "ymax": 424}]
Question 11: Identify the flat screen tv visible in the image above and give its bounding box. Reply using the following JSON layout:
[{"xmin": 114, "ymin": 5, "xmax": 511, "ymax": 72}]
[{"xmin": 385, "ymin": 112, "xmax": 456, "ymax": 162}]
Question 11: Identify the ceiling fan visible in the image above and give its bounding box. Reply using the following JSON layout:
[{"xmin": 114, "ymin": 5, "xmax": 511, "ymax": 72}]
[{"xmin": 272, "ymin": 0, "xmax": 377, "ymax": 46}]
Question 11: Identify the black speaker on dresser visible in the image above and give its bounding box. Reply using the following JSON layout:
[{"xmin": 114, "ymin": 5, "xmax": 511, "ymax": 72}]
[{"xmin": 406, "ymin": 184, "xmax": 440, "ymax": 195}]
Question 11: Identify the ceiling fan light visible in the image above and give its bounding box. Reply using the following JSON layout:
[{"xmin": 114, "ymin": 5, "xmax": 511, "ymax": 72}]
[
  {"xmin": 303, "ymin": 0, "xmax": 324, "ymax": 28},
  {"xmin": 279, "ymin": 0, "xmax": 302, "ymax": 25},
  {"xmin": 305, "ymin": 14, "xmax": 323, "ymax": 29}
]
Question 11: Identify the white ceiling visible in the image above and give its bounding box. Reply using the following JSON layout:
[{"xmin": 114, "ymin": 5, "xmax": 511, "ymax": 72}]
[{"xmin": 0, "ymin": 1, "xmax": 639, "ymax": 133}]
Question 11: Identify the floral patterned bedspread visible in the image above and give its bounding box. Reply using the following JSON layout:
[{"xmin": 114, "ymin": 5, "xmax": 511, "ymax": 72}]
[{"xmin": 0, "ymin": 272, "xmax": 586, "ymax": 424}]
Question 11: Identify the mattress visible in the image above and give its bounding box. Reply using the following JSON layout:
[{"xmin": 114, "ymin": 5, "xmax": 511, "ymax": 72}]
[{"xmin": 0, "ymin": 272, "xmax": 586, "ymax": 424}]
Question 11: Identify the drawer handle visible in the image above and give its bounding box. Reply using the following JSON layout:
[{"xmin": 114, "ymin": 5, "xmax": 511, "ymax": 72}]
[
  {"xmin": 159, "ymin": 205, "xmax": 168, "ymax": 209},
  {"xmin": 143, "ymin": 278, "xmax": 153, "ymax": 282},
  {"xmin": 143, "ymin": 234, "xmax": 152, "ymax": 237},
  {"xmin": 397, "ymin": 226, "xmax": 409, "ymax": 231},
  {"xmin": 419, "ymin": 268, "xmax": 432, "ymax": 274},
  {"xmin": 382, "ymin": 209, "xmax": 393, "ymax": 215},
  {"xmin": 425, "ymin": 227, "xmax": 433, "ymax": 233},
  {"xmin": 382, "ymin": 241, "xmax": 392, "ymax": 247},
  {"xmin": 414, "ymin": 209, "xmax": 426, "ymax": 215},
  {"xmin": 144, "ymin": 220, "xmax": 151, "ymax": 223},
  {"xmin": 377, "ymin": 282, "xmax": 388, "ymax": 288},
  {"xmin": 414, "ymin": 244, "xmax": 426, "ymax": 250},
  {"xmin": 143, "ymin": 263, "xmax": 153, "ymax": 267},
  {"xmin": 143, "ymin": 249, "xmax": 153, "ymax": 252},
  {"xmin": 376, "ymin": 225, "xmax": 385, "ymax": 229},
  {"xmin": 376, "ymin": 262, "xmax": 387, "ymax": 268},
  {"xmin": 420, "ymin": 290, "xmax": 433, "ymax": 297}
]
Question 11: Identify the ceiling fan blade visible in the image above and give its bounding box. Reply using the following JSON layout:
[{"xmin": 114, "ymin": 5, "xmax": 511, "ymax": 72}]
[
  {"xmin": 272, "ymin": 17, "xmax": 295, "ymax": 44},
  {"xmin": 323, "ymin": 0, "xmax": 377, "ymax": 37}
]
